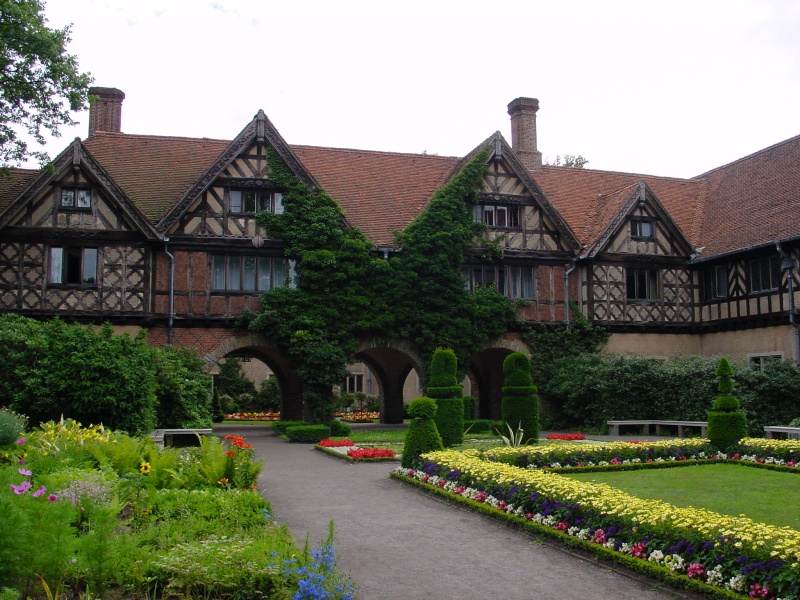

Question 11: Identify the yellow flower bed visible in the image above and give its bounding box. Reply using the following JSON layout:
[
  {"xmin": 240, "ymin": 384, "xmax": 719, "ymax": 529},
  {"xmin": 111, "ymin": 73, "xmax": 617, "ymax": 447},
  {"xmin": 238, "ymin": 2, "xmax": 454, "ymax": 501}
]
[
  {"xmin": 485, "ymin": 437, "xmax": 711, "ymax": 462},
  {"xmin": 422, "ymin": 449, "xmax": 800, "ymax": 566}
]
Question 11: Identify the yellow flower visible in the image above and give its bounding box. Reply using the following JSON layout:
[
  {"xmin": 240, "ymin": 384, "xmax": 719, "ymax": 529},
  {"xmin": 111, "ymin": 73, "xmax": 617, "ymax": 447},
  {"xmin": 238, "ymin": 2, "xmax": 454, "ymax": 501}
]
[{"xmin": 139, "ymin": 461, "xmax": 151, "ymax": 474}]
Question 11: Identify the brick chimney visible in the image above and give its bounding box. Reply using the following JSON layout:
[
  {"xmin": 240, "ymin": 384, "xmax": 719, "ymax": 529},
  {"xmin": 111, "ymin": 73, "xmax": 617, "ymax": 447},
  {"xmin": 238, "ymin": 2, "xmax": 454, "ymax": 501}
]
[
  {"xmin": 87, "ymin": 87, "xmax": 125, "ymax": 137},
  {"xmin": 507, "ymin": 97, "xmax": 542, "ymax": 172}
]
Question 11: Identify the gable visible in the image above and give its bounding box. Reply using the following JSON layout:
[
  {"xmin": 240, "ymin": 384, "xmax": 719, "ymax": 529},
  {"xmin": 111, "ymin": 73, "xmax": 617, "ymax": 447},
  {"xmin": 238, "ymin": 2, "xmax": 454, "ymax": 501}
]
[
  {"xmin": 587, "ymin": 182, "xmax": 694, "ymax": 259},
  {"xmin": 158, "ymin": 110, "xmax": 318, "ymax": 235},
  {"xmin": 0, "ymin": 139, "xmax": 160, "ymax": 241},
  {"xmin": 471, "ymin": 134, "xmax": 581, "ymax": 255}
]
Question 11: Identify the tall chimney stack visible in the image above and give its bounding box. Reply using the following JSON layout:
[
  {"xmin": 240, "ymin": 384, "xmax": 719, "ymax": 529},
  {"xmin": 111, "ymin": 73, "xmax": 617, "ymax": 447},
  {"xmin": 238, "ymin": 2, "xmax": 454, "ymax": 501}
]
[
  {"xmin": 87, "ymin": 87, "xmax": 125, "ymax": 137},
  {"xmin": 507, "ymin": 97, "xmax": 542, "ymax": 172}
]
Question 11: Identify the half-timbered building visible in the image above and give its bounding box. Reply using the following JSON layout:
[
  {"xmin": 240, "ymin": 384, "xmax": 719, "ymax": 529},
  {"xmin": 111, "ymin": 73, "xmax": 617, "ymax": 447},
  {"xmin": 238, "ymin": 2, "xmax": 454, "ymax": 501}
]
[{"xmin": 1, "ymin": 87, "xmax": 799, "ymax": 421}]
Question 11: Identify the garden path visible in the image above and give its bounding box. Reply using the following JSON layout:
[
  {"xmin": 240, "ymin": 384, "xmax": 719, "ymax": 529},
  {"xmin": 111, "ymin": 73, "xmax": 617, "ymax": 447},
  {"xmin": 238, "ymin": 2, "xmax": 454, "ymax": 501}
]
[{"xmin": 217, "ymin": 424, "xmax": 705, "ymax": 600}]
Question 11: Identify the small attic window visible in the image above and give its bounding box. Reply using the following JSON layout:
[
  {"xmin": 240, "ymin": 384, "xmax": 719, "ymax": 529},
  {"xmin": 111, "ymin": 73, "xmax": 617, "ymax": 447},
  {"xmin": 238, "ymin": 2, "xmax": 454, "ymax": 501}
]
[
  {"xmin": 60, "ymin": 189, "xmax": 92, "ymax": 211},
  {"xmin": 474, "ymin": 204, "xmax": 520, "ymax": 228},
  {"xmin": 630, "ymin": 219, "xmax": 653, "ymax": 239},
  {"xmin": 229, "ymin": 190, "xmax": 283, "ymax": 215}
]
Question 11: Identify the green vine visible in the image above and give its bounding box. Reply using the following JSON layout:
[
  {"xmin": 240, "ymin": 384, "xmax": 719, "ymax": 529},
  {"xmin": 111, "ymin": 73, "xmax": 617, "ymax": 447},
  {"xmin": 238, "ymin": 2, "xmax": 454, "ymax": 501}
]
[{"xmin": 243, "ymin": 146, "xmax": 518, "ymax": 420}]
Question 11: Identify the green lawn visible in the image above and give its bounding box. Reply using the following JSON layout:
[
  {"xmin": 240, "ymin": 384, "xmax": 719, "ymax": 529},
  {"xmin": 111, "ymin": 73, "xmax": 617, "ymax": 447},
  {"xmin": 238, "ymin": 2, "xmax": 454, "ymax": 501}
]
[{"xmin": 565, "ymin": 464, "xmax": 800, "ymax": 530}]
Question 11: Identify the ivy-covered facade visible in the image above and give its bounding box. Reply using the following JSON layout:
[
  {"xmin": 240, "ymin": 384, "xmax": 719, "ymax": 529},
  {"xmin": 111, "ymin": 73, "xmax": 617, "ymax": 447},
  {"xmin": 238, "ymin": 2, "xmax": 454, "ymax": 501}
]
[{"xmin": 1, "ymin": 87, "xmax": 799, "ymax": 421}]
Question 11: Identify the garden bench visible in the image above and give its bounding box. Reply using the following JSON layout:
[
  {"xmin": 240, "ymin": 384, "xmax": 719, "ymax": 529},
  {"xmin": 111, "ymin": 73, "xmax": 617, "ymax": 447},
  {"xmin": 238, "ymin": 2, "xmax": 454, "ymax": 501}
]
[
  {"xmin": 150, "ymin": 428, "xmax": 213, "ymax": 448},
  {"xmin": 607, "ymin": 420, "xmax": 707, "ymax": 437},
  {"xmin": 763, "ymin": 426, "xmax": 800, "ymax": 440}
]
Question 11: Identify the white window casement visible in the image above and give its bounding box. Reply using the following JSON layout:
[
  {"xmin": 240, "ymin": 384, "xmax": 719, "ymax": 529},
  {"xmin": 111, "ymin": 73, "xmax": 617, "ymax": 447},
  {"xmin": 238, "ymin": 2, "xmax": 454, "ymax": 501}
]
[
  {"xmin": 48, "ymin": 247, "xmax": 98, "ymax": 285},
  {"xmin": 212, "ymin": 256, "xmax": 287, "ymax": 291},
  {"xmin": 462, "ymin": 264, "xmax": 535, "ymax": 300},
  {"xmin": 473, "ymin": 203, "xmax": 520, "ymax": 228},
  {"xmin": 748, "ymin": 255, "xmax": 781, "ymax": 294},
  {"xmin": 630, "ymin": 219, "xmax": 654, "ymax": 239},
  {"xmin": 626, "ymin": 267, "xmax": 659, "ymax": 301},
  {"xmin": 60, "ymin": 188, "xmax": 92, "ymax": 210},
  {"xmin": 229, "ymin": 190, "xmax": 283, "ymax": 215}
]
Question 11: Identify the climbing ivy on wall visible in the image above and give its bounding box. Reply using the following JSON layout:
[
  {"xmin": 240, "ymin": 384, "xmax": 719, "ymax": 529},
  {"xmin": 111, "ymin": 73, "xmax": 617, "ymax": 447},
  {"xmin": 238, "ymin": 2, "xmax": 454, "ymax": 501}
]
[{"xmin": 243, "ymin": 146, "xmax": 518, "ymax": 421}]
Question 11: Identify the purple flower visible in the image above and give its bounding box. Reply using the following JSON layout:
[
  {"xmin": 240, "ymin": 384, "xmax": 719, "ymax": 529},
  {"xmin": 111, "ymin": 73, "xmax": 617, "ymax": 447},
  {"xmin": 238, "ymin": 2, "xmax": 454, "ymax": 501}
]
[
  {"xmin": 11, "ymin": 481, "xmax": 32, "ymax": 495},
  {"xmin": 16, "ymin": 438, "xmax": 25, "ymax": 444},
  {"xmin": 18, "ymin": 458, "xmax": 24, "ymax": 465},
  {"xmin": 48, "ymin": 494, "xmax": 57, "ymax": 502},
  {"xmin": 32, "ymin": 485, "xmax": 46, "ymax": 498},
  {"xmin": 18, "ymin": 468, "xmax": 32, "ymax": 477}
]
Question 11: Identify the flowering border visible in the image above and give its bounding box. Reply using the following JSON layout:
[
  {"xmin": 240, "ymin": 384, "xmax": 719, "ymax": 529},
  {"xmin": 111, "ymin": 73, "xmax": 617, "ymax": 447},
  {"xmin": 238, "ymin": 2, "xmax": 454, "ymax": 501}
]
[
  {"xmin": 315, "ymin": 442, "xmax": 399, "ymax": 462},
  {"xmin": 392, "ymin": 444, "xmax": 800, "ymax": 600}
]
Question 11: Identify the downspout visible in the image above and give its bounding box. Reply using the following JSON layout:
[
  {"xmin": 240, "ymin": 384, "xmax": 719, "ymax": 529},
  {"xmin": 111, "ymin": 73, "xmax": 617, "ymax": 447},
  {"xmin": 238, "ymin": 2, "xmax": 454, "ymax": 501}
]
[
  {"xmin": 775, "ymin": 242, "xmax": 800, "ymax": 364},
  {"xmin": 564, "ymin": 259, "xmax": 577, "ymax": 328},
  {"xmin": 164, "ymin": 237, "xmax": 175, "ymax": 346}
]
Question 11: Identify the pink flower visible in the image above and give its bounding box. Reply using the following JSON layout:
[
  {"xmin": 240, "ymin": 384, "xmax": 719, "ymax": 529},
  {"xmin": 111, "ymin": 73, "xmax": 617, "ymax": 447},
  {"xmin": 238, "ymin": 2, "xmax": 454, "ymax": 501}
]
[
  {"xmin": 32, "ymin": 485, "xmax": 46, "ymax": 498},
  {"xmin": 591, "ymin": 529, "xmax": 606, "ymax": 544},
  {"xmin": 48, "ymin": 494, "xmax": 57, "ymax": 502},
  {"xmin": 629, "ymin": 541, "xmax": 648, "ymax": 558},
  {"xmin": 525, "ymin": 513, "xmax": 534, "ymax": 520},
  {"xmin": 475, "ymin": 491, "xmax": 487, "ymax": 502},
  {"xmin": 16, "ymin": 438, "xmax": 25, "ymax": 444},
  {"xmin": 10, "ymin": 481, "xmax": 31, "ymax": 495},
  {"xmin": 18, "ymin": 468, "xmax": 32, "ymax": 477},
  {"xmin": 554, "ymin": 521, "xmax": 568, "ymax": 531},
  {"xmin": 686, "ymin": 563, "xmax": 705, "ymax": 579}
]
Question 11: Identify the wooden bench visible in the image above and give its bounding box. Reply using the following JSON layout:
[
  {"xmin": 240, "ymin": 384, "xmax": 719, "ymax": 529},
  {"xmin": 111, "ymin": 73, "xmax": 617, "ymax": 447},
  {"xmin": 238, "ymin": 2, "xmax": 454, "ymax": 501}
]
[
  {"xmin": 763, "ymin": 426, "xmax": 800, "ymax": 440},
  {"xmin": 150, "ymin": 428, "xmax": 214, "ymax": 448},
  {"xmin": 607, "ymin": 420, "xmax": 708, "ymax": 438}
]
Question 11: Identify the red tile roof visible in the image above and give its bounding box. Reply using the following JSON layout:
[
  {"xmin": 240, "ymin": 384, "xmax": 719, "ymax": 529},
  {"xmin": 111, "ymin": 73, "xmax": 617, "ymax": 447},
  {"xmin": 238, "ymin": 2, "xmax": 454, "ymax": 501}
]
[
  {"xmin": 291, "ymin": 145, "xmax": 458, "ymax": 247},
  {"xmin": 5, "ymin": 126, "xmax": 799, "ymax": 262},
  {"xmin": 83, "ymin": 132, "xmax": 230, "ymax": 223},
  {"xmin": 692, "ymin": 134, "xmax": 800, "ymax": 258},
  {"xmin": 0, "ymin": 168, "xmax": 38, "ymax": 215},
  {"xmin": 532, "ymin": 166, "xmax": 706, "ymax": 251}
]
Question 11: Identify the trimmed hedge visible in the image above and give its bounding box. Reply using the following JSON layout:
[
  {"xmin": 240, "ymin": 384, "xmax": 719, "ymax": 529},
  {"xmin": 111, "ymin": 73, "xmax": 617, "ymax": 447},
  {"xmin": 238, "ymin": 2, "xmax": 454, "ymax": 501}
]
[
  {"xmin": 272, "ymin": 420, "xmax": 307, "ymax": 435},
  {"xmin": 501, "ymin": 352, "xmax": 539, "ymax": 444},
  {"xmin": 401, "ymin": 397, "xmax": 444, "ymax": 468},
  {"xmin": 708, "ymin": 357, "xmax": 747, "ymax": 451},
  {"xmin": 427, "ymin": 348, "xmax": 463, "ymax": 447},
  {"xmin": 329, "ymin": 419, "xmax": 351, "ymax": 437},
  {"xmin": 285, "ymin": 424, "xmax": 330, "ymax": 443}
]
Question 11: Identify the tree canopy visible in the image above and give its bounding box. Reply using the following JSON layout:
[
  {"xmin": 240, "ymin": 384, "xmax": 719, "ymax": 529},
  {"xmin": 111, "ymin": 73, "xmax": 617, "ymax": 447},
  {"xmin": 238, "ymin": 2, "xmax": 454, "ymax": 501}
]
[{"xmin": 0, "ymin": 0, "xmax": 93, "ymax": 168}]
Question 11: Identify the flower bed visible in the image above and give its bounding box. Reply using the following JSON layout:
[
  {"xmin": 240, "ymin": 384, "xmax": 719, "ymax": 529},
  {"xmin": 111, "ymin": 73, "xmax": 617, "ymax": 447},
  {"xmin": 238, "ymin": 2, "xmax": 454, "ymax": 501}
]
[
  {"xmin": 225, "ymin": 411, "xmax": 281, "ymax": 421},
  {"xmin": 546, "ymin": 433, "xmax": 586, "ymax": 441},
  {"xmin": 339, "ymin": 411, "xmax": 379, "ymax": 423},
  {"xmin": 392, "ymin": 441, "xmax": 800, "ymax": 600},
  {"xmin": 315, "ymin": 439, "xmax": 398, "ymax": 462}
]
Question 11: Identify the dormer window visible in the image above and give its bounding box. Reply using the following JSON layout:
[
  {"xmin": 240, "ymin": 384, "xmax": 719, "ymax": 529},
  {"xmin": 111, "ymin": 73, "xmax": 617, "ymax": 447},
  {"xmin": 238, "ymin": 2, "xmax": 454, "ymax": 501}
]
[
  {"xmin": 631, "ymin": 219, "xmax": 653, "ymax": 239},
  {"xmin": 474, "ymin": 204, "xmax": 520, "ymax": 228},
  {"xmin": 229, "ymin": 190, "xmax": 283, "ymax": 214},
  {"xmin": 60, "ymin": 188, "xmax": 92, "ymax": 210}
]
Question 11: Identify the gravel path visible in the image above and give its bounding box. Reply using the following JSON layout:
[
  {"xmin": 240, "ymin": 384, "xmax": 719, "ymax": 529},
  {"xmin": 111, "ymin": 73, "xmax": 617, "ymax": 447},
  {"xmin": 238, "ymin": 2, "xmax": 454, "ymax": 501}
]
[{"xmin": 217, "ymin": 425, "xmax": 705, "ymax": 600}]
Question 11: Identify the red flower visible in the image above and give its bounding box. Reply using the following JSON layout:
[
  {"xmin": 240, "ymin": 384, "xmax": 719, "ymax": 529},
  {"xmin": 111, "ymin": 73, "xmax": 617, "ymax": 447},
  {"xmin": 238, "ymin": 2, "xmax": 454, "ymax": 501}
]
[{"xmin": 225, "ymin": 450, "xmax": 236, "ymax": 457}]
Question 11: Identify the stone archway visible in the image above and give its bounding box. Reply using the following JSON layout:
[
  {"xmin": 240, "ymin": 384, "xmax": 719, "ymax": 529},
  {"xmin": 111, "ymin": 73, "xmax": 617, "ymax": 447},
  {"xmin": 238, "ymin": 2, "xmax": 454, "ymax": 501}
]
[
  {"xmin": 204, "ymin": 332, "xmax": 305, "ymax": 420},
  {"xmin": 469, "ymin": 334, "xmax": 531, "ymax": 420},
  {"xmin": 355, "ymin": 337, "xmax": 427, "ymax": 424}
]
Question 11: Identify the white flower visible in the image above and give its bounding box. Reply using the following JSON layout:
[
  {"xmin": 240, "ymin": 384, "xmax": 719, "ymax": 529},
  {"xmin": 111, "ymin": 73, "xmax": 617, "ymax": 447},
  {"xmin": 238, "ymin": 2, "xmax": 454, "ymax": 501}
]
[
  {"xmin": 725, "ymin": 575, "xmax": 745, "ymax": 592},
  {"xmin": 648, "ymin": 550, "xmax": 664, "ymax": 564}
]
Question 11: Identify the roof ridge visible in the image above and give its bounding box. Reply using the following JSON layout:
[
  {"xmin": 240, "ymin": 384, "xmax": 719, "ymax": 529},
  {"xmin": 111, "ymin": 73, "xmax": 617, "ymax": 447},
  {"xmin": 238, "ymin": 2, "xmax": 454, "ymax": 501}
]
[
  {"xmin": 88, "ymin": 131, "xmax": 231, "ymax": 144},
  {"xmin": 541, "ymin": 164, "xmax": 701, "ymax": 184},
  {"xmin": 692, "ymin": 132, "xmax": 800, "ymax": 179},
  {"xmin": 290, "ymin": 144, "xmax": 460, "ymax": 160}
]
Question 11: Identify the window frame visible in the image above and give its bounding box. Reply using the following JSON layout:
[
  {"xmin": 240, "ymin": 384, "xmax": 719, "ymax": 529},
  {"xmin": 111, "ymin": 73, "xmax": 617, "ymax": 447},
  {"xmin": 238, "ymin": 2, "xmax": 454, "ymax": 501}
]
[
  {"xmin": 748, "ymin": 255, "xmax": 781, "ymax": 294},
  {"xmin": 212, "ymin": 255, "xmax": 288, "ymax": 292},
  {"xmin": 630, "ymin": 219, "xmax": 654, "ymax": 239},
  {"xmin": 228, "ymin": 190, "xmax": 284, "ymax": 215},
  {"xmin": 626, "ymin": 267, "xmax": 660, "ymax": 302},
  {"xmin": 59, "ymin": 188, "xmax": 92, "ymax": 211},
  {"xmin": 473, "ymin": 203, "xmax": 521, "ymax": 229},
  {"xmin": 462, "ymin": 264, "xmax": 536, "ymax": 300},
  {"xmin": 48, "ymin": 246, "xmax": 98, "ymax": 286},
  {"xmin": 712, "ymin": 265, "xmax": 728, "ymax": 299}
]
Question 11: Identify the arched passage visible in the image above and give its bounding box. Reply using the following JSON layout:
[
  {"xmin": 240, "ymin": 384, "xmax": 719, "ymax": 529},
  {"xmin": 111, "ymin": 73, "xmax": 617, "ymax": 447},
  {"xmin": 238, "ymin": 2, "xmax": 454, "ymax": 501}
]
[
  {"xmin": 204, "ymin": 332, "xmax": 305, "ymax": 420},
  {"xmin": 355, "ymin": 337, "xmax": 426, "ymax": 424},
  {"xmin": 469, "ymin": 335, "xmax": 531, "ymax": 420}
]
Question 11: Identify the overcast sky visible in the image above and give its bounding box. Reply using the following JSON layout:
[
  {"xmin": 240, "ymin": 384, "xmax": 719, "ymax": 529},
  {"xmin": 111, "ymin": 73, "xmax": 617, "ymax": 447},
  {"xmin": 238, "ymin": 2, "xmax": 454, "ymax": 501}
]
[{"xmin": 31, "ymin": 0, "xmax": 800, "ymax": 178}]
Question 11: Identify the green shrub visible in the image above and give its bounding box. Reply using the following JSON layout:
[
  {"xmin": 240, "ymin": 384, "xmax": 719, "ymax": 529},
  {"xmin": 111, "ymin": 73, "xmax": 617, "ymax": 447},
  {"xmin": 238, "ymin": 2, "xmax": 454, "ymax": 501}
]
[
  {"xmin": 272, "ymin": 420, "xmax": 307, "ymax": 435},
  {"xmin": 708, "ymin": 356, "xmax": 747, "ymax": 451},
  {"xmin": 285, "ymin": 425, "xmax": 330, "ymax": 443},
  {"xmin": 329, "ymin": 419, "xmax": 351, "ymax": 437},
  {"xmin": 0, "ymin": 408, "xmax": 27, "ymax": 445},
  {"xmin": 501, "ymin": 352, "xmax": 539, "ymax": 443},
  {"xmin": 789, "ymin": 416, "xmax": 800, "ymax": 427},
  {"xmin": 427, "ymin": 348, "xmax": 463, "ymax": 447},
  {"xmin": 153, "ymin": 345, "xmax": 213, "ymax": 429},
  {"xmin": 463, "ymin": 396, "xmax": 477, "ymax": 420},
  {"xmin": 707, "ymin": 411, "xmax": 748, "ymax": 451},
  {"xmin": 401, "ymin": 397, "xmax": 444, "ymax": 468}
]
